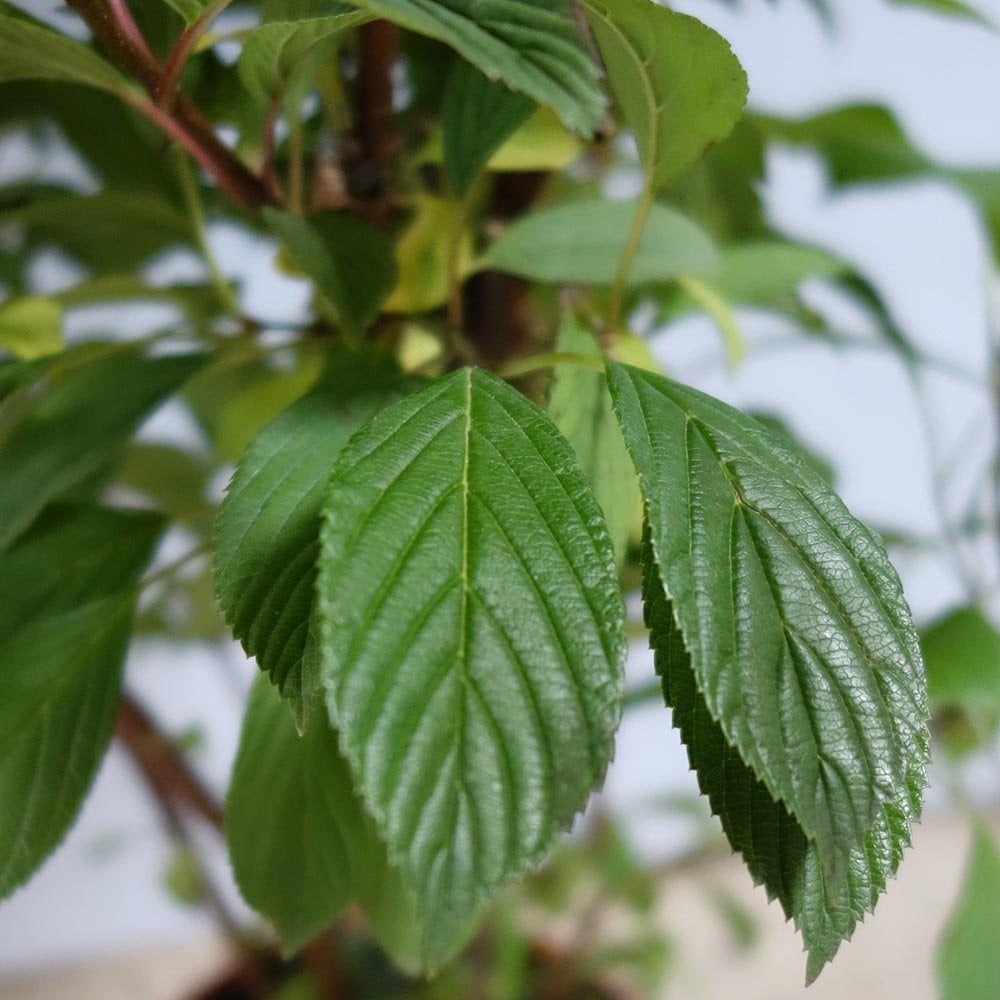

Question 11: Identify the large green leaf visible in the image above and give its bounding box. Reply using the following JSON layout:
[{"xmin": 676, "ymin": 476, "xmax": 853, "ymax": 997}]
[
  {"xmin": 584, "ymin": 0, "xmax": 747, "ymax": 188},
  {"xmin": 316, "ymin": 368, "xmax": 626, "ymax": 968},
  {"xmin": 0, "ymin": 505, "xmax": 163, "ymax": 897},
  {"xmin": 0, "ymin": 15, "xmax": 131, "ymax": 95},
  {"xmin": 264, "ymin": 208, "xmax": 397, "ymax": 339},
  {"xmin": 483, "ymin": 199, "xmax": 718, "ymax": 285},
  {"xmin": 214, "ymin": 352, "xmax": 414, "ymax": 724},
  {"xmin": 922, "ymin": 607, "xmax": 1000, "ymax": 713},
  {"xmin": 0, "ymin": 345, "xmax": 204, "ymax": 549},
  {"xmin": 338, "ymin": 0, "xmax": 606, "ymax": 135},
  {"xmin": 547, "ymin": 315, "xmax": 638, "ymax": 563},
  {"xmin": 441, "ymin": 60, "xmax": 535, "ymax": 196},
  {"xmin": 228, "ymin": 677, "xmax": 420, "ymax": 959},
  {"xmin": 237, "ymin": 11, "xmax": 370, "ymax": 105},
  {"xmin": 608, "ymin": 363, "xmax": 928, "ymax": 967},
  {"xmin": 936, "ymin": 826, "xmax": 1000, "ymax": 1000}
]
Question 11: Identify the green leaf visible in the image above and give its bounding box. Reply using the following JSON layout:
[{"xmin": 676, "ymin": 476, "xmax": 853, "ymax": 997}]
[
  {"xmin": 264, "ymin": 208, "xmax": 397, "ymax": 339},
  {"xmin": 317, "ymin": 368, "xmax": 626, "ymax": 968},
  {"xmin": 483, "ymin": 198, "xmax": 718, "ymax": 286},
  {"xmin": 54, "ymin": 275, "xmax": 224, "ymax": 324},
  {"xmin": 214, "ymin": 353, "xmax": 415, "ymax": 725},
  {"xmin": 442, "ymin": 60, "xmax": 535, "ymax": 196},
  {"xmin": 922, "ymin": 607, "xmax": 1000, "ymax": 713},
  {"xmin": 890, "ymin": 0, "xmax": 991, "ymax": 24},
  {"xmin": 0, "ymin": 505, "xmax": 163, "ymax": 897},
  {"xmin": 609, "ymin": 363, "xmax": 928, "ymax": 974},
  {"xmin": 338, "ymin": 0, "xmax": 605, "ymax": 135},
  {"xmin": 936, "ymin": 826, "xmax": 1000, "ymax": 1000},
  {"xmin": 584, "ymin": 0, "xmax": 747, "ymax": 189},
  {"xmin": 641, "ymin": 541, "xmax": 921, "ymax": 983},
  {"xmin": 0, "ymin": 345, "xmax": 204, "ymax": 550},
  {"xmin": 238, "ymin": 12, "xmax": 370, "ymax": 105},
  {"xmin": 0, "ymin": 296, "xmax": 63, "ymax": 360},
  {"xmin": 0, "ymin": 15, "xmax": 131, "ymax": 95},
  {"xmin": 162, "ymin": 0, "xmax": 213, "ymax": 24},
  {"xmin": 548, "ymin": 315, "xmax": 638, "ymax": 563},
  {"xmin": 744, "ymin": 413, "xmax": 836, "ymax": 487},
  {"xmin": 229, "ymin": 677, "xmax": 369, "ymax": 949}
]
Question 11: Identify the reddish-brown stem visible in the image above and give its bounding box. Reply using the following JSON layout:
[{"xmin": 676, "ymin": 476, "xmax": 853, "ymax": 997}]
[
  {"xmin": 107, "ymin": 0, "xmax": 157, "ymax": 65},
  {"xmin": 115, "ymin": 693, "xmax": 224, "ymax": 831},
  {"xmin": 355, "ymin": 20, "xmax": 398, "ymax": 172},
  {"xmin": 66, "ymin": 0, "xmax": 271, "ymax": 211},
  {"xmin": 155, "ymin": 0, "xmax": 232, "ymax": 110}
]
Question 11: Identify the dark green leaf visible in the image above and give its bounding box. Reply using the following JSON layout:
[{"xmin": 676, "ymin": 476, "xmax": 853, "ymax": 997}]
[
  {"xmin": 483, "ymin": 199, "xmax": 718, "ymax": 285},
  {"xmin": 214, "ymin": 352, "xmax": 414, "ymax": 725},
  {"xmin": 936, "ymin": 825, "xmax": 1000, "ymax": 1000},
  {"xmin": 0, "ymin": 505, "xmax": 163, "ymax": 897},
  {"xmin": 317, "ymin": 368, "xmax": 626, "ymax": 968},
  {"xmin": 0, "ymin": 345, "xmax": 204, "ymax": 549},
  {"xmin": 442, "ymin": 60, "xmax": 535, "ymax": 196},
  {"xmin": 548, "ymin": 315, "xmax": 638, "ymax": 563},
  {"xmin": 338, "ymin": 0, "xmax": 606, "ymax": 135},
  {"xmin": 610, "ymin": 363, "xmax": 928, "ymax": 975},
  {"xmin": 584, "ymin": 0, "xmax": 747, "ymax": 188},
  {"xmin": 264, "ymin": 208, "xmax": 397, "ymax": 339}
]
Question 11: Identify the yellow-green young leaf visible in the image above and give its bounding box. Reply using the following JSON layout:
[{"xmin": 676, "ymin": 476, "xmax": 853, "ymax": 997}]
[
  {"xmin": 584, "ymin": 0, "xmax": 748, "ymax": 188},
  {"xmin": 442, "ymin": 60, "xmax": 535, "ymax": 196},
  {"xmin": 214, "ymin": 352, "xmax": 415, "ymax": 726},
  {"xmin": 338, "ymin": 0, "xmax": 606, "ymax": 135},
  {"xmin": 264, "ymin": 208, "xmax": 397, "ymax": 338},
  {"xmin": 0, "ymin": 345, "xmax": 204, "ymax": 550},
  {"xmin": 237, "ymin": 12, "xmax": 371, "ymax": 105},
  {"xmin": 936, "ymin": 826, "xmax": 1000, "ymax": 1000},
  {"xmin": 547, "ymin": 316, "xmax": 638, "ymax": 563},
  {"xmin": 317, "ymin": 368, "xmax": 626, "ymax": 969},
  {"xmin": 383, "ymin": 196, "xmax": 472, "ymax": 314},
  {"xmin": 0, "ymin": 296, "xmax": 63, "ymax": 360},
  {"xmin": 922, "ymin": 607, "xmax": 1000, "ymax": 713},
  {"xmin": 227, "ymin": 677, "xmax": 420, "ymax": 958},
  {"xmin": 483, "ymin": 199, "xmax": 718, "ymax": 286},
  {"xmin": 0, "ymin": 505, "xmax": 164, "ymax": 897},
  {"xmin": 0, "ymin": 15, "xmax": 131, "ymax": 95},
  {"xmin": 162, "ymin": 0, "xmax": 213, "ymax": 24},
  {"xmin": 609, "ymin": 364, "xmax": 928, "ymax": 977}
]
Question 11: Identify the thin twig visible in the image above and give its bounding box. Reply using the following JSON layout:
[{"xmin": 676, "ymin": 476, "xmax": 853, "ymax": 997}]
[{"xmin": 155, "ymin": 0, "xmax": 234, "ymax": 109}]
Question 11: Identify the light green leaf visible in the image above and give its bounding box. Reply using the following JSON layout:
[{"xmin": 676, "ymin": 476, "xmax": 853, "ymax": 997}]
[
  {"xmin": 922, "ymin": 607, "xmax": 1000, "ymax": 713},
  {"xmin": 0, "ymin": 345, "xmax": 204, "ymax": 550},
  {"xmin": 548, "ymin": 315, "xmax": 638, "ymax": 563},
  {"xmin": 483, "ymin": 199, "xmax": 718, "ymax": 286},
  {"xmin": 442, "ymin": 60, "xmax": 535, "ymax": 196},
  {"xmin": 0, "ymin": 505, "xmax": 163, "ymax": 897},
  {"xmin": 937, "ymin": 825, "xmax": 1000, "ymax": 1000},
  {"xmin": 584, "ymin": 0, "xmax": 747, "ymax": 188},
  {"xmin": 162, "ymin": 0, "xmax": 213, "ymax": 24},
  {"xmin": 214, "ymin": 352, "xmax": 414, "ymax": 725},
  {"xmin": 228, "ymin": 677, "xmax": 418, "ymax": 954},
  {"xmin": 609, "ymin": 363, "xmax": 928, "ymax": 973},
  {"xmin": 264, "ymin": 208, "xmax": 397, "ymax": 339},
  {"xmin": 54, "ymin": 275, "xmax": 224, "ymax": 323},
  {"xmin": 338, "ymin": 0, "xmax": 606, "ymax": 135},
  {"xmin": 317, "ymin": 368, "xmax": 626, "ymax": 968},
  {"xmin": 0, "ymin": 15, "xmax": 131, "ymax": 95},
  {"xmin": 238, "ymin": 12, "xmax": 370, "ymax": 105},
  {"xmin": 0, "ymin": 297, "xmax": 63, "ymax": 360}
]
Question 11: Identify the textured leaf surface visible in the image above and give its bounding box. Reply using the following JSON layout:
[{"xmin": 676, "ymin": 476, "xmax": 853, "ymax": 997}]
[
  {"xmin": 442, "ymin": 60, "xmax": 535, "ymax": 196},
  {"xmin": 338, "ymin": 0, "xmax": 605, "ymax": 134},
  {"xmin": 548, "ymin": 315, "xmax": 638, "ymax": 563},
  {"xmin": 215, "ymin": 353, "xmax": 414, "ymax": 724},
  {"xmin": 585, "ymin": 0, "xmax": 747, "ymax": 188},
  {"xmin": 609, "ymin": 363, "xmax": 928, "ymax": 939},
  {"xmin": 0, "ymin": 505, "xmax": 163, "ymax": 897},
  {"xmin": 228, "ymin": 677, "xmax": 414, "ymax": 953},
  {"xmin": 936, "ymin": 826, "xmax": 1000, "ymax": 1000},
  {"xmin": 484, "ymin": 199, "xmax": 718, "ymax": 285},
  {"xmin": 0, "ymin": 15, "xmax": 130, "ymax": 94},
  {"xmin": 0, "ymin": 345, "xmax": 204, "ymax": 549},
  {"xmin": 264, "ymin": 209, "xmax": 397, "ymax": 338},
  {"xmin": 317, "ymin": 368, "xmax": 626, "ymax": 967}
]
